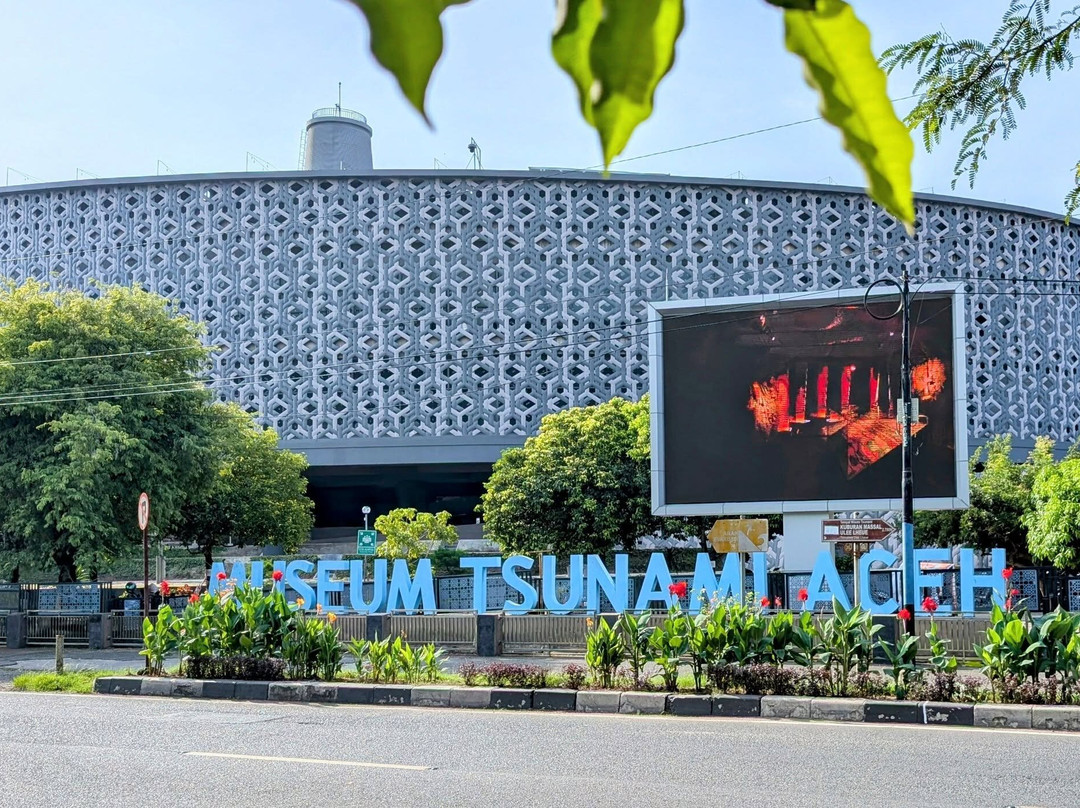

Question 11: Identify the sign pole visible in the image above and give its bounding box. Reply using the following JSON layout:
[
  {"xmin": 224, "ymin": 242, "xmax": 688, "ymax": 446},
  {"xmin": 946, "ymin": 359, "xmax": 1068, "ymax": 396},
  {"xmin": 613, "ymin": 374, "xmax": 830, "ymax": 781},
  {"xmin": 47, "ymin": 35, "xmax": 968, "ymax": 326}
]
[
  {"xmin": 142, "ymin": 523, "xmax": 149, "ymax": 618},
  {"xmin": 138, "ymin": 492, "xmax": 151, "ymax": 618}
]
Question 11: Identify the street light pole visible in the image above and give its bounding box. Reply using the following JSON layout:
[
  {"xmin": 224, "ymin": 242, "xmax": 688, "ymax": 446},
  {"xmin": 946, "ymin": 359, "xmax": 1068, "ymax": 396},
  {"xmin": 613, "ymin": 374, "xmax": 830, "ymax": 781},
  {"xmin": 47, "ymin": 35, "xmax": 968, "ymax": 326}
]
[
  {"xmin": 899, "ymin": 267, "xmax": 916, "ymax": 636},
  {"xmin": 866, "ymin": 275, "xmax": 917, "ymax": 635}
]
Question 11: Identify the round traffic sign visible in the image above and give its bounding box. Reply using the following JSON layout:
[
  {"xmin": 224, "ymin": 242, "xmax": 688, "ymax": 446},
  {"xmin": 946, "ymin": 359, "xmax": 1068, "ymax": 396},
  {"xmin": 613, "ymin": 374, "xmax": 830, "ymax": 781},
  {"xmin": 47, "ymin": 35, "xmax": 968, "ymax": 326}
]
[{"xmin": 137, "ymin": 492, "xmax": 150, "ymax": 531}]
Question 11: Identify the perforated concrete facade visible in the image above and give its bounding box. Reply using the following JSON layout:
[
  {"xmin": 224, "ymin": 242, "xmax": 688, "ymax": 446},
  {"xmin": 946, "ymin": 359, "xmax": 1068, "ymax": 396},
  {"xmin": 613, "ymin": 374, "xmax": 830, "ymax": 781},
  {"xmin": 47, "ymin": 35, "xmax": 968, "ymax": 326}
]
[{"xmin": 0, "ymin": 170, "xmax": 1076, "ymax": 465}]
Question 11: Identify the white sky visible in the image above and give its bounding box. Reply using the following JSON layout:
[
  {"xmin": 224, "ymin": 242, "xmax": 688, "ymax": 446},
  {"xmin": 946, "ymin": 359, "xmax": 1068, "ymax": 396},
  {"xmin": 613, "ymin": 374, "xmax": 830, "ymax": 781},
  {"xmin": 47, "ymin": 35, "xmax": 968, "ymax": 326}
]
[{"xmin": 1, "ymin": 0, "xmax": 1077, "ymax": 214}]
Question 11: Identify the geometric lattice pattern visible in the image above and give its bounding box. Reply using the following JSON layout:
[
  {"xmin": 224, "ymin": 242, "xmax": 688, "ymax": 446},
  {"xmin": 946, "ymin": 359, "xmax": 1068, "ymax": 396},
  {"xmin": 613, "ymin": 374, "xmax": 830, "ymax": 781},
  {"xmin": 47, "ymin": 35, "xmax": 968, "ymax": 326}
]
[{"xmin": 0, "ymin": 173, "xmax": 1077, "ymax": 445}]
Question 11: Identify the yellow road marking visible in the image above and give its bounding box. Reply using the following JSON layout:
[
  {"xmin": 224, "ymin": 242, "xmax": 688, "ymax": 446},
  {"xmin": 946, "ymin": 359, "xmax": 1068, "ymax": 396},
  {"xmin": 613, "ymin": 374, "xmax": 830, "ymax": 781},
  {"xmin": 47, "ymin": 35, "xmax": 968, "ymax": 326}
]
[{"xmin": 185, "ymin": 751, "xmax": 431, "ymax": 770}]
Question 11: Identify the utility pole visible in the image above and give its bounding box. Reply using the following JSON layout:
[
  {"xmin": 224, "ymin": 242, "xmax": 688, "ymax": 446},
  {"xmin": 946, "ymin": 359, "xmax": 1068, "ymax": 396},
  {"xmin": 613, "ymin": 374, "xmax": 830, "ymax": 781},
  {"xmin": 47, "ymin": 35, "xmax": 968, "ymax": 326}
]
[
  {"xmin": 866, "ymin": 273, "xmax": 916, "ymax": 635},
  {"xmin": 899, "ymin": 267, "xmax": 916, "ymax": 636}
]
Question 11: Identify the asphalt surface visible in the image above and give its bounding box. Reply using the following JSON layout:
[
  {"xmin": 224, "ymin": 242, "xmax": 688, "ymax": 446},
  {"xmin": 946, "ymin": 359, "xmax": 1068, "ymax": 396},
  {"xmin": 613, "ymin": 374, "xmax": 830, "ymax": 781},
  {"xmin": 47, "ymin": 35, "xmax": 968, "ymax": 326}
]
[{"xmin": 0, "ymin": 691, "xmax": 1076, "ymax": 807}]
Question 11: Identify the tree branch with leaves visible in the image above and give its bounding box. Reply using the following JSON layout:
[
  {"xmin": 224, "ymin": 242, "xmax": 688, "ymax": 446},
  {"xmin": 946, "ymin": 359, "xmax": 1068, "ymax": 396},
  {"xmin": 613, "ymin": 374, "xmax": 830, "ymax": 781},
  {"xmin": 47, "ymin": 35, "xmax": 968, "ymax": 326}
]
[
  {"xmin": 347, "ymin": 0, "xmax": 915, "ymax": 231},
  {"xmin": 882, "ymin": 0, "xmax": 1080, "ymax": 215}
]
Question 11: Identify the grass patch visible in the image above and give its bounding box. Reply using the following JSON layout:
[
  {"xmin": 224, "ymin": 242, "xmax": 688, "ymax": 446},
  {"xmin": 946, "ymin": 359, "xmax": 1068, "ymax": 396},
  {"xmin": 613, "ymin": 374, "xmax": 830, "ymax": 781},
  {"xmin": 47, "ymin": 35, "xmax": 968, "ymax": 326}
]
[{"xmin": 12, "ymin": 669, "xmax": 128, "ymax": 694}]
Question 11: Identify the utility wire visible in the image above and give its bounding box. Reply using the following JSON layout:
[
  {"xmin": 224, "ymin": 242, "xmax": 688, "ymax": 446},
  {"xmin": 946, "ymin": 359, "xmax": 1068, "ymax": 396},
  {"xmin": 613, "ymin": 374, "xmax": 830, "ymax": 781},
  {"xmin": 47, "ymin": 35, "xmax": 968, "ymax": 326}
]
[
  {"xmin": 0, "ymin": 223, "xmax": 1073, "ymax": 373},
  {"xmin": 0, "ymin": 279, "xmax": 1037, "ymax": 409}
]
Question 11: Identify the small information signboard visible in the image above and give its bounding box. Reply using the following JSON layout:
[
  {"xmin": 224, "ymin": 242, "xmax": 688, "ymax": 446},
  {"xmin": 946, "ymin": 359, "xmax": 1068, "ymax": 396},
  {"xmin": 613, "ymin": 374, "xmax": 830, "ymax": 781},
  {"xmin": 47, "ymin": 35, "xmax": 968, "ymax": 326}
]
[
  {"xmin": 707, "ymin": 518, "xmax": 769, "ymax": 554},
  {"xmin": 821, "ymin": 519, "xmax": 893, "ymax": 543},
  {"xmin": 356, "ymin": 529, "xmax": 377, "ymax": 556}
]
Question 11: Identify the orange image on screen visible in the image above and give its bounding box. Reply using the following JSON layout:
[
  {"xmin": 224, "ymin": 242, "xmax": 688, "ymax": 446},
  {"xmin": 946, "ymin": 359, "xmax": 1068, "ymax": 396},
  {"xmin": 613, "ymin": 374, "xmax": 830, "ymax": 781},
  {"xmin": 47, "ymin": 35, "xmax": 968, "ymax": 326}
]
[{"xmin": 747, "ymin": 359, "xmax": 943, "ymax": 479}]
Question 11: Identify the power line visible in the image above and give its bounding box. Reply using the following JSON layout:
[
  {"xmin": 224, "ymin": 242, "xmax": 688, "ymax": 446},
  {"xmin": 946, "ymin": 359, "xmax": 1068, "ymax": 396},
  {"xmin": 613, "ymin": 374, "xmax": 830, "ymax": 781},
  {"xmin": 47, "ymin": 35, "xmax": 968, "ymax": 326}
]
[
  {"xmin": 0, "ymin": 221, "xmax": 1074, "ymax": 375},
  {"xmin": 0, "ymin": 278, "xmax": 1052, "ymax": 410}
]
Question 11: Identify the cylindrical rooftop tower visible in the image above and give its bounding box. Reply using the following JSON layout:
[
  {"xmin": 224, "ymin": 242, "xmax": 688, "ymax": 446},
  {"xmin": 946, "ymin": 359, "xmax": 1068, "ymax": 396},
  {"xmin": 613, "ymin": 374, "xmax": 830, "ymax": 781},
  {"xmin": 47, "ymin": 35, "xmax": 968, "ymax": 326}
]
[{"xmin": 302, "ymin": 107, "xmax": 373, "ymax": 171}]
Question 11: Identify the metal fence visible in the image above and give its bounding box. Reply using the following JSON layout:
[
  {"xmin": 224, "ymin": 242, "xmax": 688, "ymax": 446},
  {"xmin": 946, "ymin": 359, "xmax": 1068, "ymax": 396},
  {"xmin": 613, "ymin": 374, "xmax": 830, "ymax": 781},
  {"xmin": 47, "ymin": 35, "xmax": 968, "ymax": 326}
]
[
  {"xmin": 503, "ymin": 614, "xmax": 591, "ymax": 654},
  {"xmin": 25, "ymin": 613, "xmax": 90, "ymax": 647},
  {"xmin": 0, "ymin": 615, "xmax": 6, "ymax": 644},
  {"xmin": 386, "ymin": 613, "xmax": 476, "ymax": 651},
  {"xmin": 110, "ymin": 612, "xmax": 144, "ymax": 647}
]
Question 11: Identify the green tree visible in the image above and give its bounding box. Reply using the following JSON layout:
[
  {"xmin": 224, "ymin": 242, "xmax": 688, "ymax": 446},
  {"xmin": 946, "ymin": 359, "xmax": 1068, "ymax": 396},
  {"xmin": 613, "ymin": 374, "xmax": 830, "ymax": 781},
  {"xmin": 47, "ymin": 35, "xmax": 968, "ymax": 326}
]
[
  {"xmin": 883, "ymin": 0, "xmax": 1080, "ymax": 215},
  {"xmin": 374, "ymin": 508, "xmax": 458, "ymax": 561},
  {"xmin": 480, "ymin": 397, "xmax": 657, "ymax": 555},
  {"xmin": 347, "ymin": 0, "xmax": 915, "ymax": 231},
  {"xmin": 915, "ymin": 435, "xmax": 1054, "ymax": 563},
  {"xmin": 171, "ymin": 406, "xmax": 315, "ymax": 572},
  {"xmin": 1025, "ymin": 453, "xmax": 1080, "ymax": 569},
  {"xmin": 0, "ymin": 280, "xmax": 220, "ymax": 581}
]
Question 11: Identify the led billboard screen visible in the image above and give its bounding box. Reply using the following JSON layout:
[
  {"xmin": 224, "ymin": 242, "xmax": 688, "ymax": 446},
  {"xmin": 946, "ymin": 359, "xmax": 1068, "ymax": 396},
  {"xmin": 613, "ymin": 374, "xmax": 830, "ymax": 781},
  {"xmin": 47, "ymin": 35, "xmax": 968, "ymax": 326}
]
[{"xmin": 648, "ymin": 287, "xmax": 968, "ymax": 514}]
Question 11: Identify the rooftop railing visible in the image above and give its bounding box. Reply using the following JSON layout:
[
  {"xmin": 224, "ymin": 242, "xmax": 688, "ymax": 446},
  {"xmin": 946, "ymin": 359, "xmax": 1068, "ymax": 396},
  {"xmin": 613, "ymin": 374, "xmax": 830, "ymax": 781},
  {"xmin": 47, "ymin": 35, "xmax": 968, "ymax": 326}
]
[{"xmin": 309, "ymin": 106, "xmax": 367, "ymax": 124}]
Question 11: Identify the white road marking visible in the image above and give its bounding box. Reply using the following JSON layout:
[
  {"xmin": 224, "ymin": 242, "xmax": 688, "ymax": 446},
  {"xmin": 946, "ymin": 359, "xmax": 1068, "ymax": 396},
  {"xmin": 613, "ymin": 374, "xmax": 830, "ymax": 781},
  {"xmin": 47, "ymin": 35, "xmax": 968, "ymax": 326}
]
[{"xmin": 185, "ymin": 751, "xmax": 432, "ymax": 770}]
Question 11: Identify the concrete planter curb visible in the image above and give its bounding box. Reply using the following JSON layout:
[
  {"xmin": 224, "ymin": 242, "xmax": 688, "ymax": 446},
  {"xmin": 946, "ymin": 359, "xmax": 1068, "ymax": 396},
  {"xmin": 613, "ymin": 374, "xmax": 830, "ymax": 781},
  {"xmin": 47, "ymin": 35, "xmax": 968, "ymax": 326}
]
[
  {"xmin": 1031, "ymin": 705, "xmax": 1080, "ymax": 731},
  {"xmin": 760, "ymin": 696, "xmax": 812, "ymax": 720},
  {"xmin": 533, "ymin": 689, "xmax": 577, "ymax": 711},
  {"xmin": 449, "ymin": 687, "xmax": 491, "ymax": 709},
  {"xmin": 864, "ymin": 700, "xmax": 921, "ymax": 724},
  {"xmin": 712, "ymin": 695, "xmax": 760, "ymax": 717},
  {"xmin": 973, "ymin": 703, "xmax": 1031, "ymax": 729},
  {"xmin": 372, "ymin": 685, "xmax": 411, "ymax": 706},
  {"xmin": 922, "ymin": 701, "xmax": 974, "ymax": 726},
  {"xmin": 619, "ymin": 692, "xmax": 667, "ymax": 715},
  {"xmin": 667, "ymin": 694, "xmax": 712, "ymax": 717},
  {"xmin": 490, "ymin": 688, "xmax": 532, "ymax": 710},
  {"xmin": 576, "ymin": 690, "xmax": 621, "ymax": 713},
  {"xmin": 90, "ymin": 678, "xmax": 1078, "ymax": 733},
  {"xmin": 810, "ymin": 697, "xmax": 864, "ymax": 722},
  {"xmin": 411, "ymin": 686, "xmax": 452, "ymax": 708}
]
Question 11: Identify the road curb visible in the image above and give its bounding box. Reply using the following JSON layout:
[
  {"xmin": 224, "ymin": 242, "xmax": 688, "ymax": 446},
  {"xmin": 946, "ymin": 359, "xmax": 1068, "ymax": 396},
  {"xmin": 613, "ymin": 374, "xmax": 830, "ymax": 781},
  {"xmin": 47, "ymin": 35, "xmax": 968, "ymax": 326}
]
[{"xmin": 90, "ymin": 677, "xmax": 1080, "ymax": 732}]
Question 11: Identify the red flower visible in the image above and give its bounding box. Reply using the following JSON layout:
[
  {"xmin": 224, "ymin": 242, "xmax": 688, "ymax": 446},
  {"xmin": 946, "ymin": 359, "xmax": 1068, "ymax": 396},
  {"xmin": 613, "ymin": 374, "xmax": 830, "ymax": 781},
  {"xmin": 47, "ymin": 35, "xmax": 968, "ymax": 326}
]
[
  {"xmin": 798, "ymin": 587, "xmax": 809, "ymax": 602},
  {"xmin": 160, "ymin": 581, "xmax": 170, "ymax": 597},
  {"xmin": 272, "ymin": 570, "xmax": 284, "ymax": 582},
  {"xmin": 775, "ymin": 597, "xmax": 783, "ymax": 608},
  {"xmin": 188, "ymin": 593, "xmax": 199, "ymax": 604},
  {"xmin": 1010, "ymin": 588, "xmax": 1020, "ymax": 597},
  {"xmin": 216, "ymin": 571, "xmax": 227, "ymax": 581},
  {"xmin": 1005, "ymin": 598, "xmax": 1013, "ymax": 611},
  {"xmin": 922, "ymin": 596, "xmax": 939, "ymax": 614},
  {"xmin": 760, "ymin": 596, "xmax": 771, "ymax": 608},
  {"xmin": 1002, "ymin": 567, "xmax": 1014, "ymax": 581},
  {"xmin": 668, "ymin": 581, "xmax": 688, "ymax": 599},
  {"xmin": 897, "ymin": 607, "xmax": 912, "ymax": 621}
]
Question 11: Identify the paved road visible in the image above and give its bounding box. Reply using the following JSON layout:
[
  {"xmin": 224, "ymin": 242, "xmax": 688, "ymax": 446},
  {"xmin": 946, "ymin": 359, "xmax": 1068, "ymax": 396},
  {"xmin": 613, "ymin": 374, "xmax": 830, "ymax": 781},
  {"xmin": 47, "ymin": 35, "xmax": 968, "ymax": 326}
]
[{"xmin": 0, "ymin": 692, "xmax": 1076, "ymax": 807}]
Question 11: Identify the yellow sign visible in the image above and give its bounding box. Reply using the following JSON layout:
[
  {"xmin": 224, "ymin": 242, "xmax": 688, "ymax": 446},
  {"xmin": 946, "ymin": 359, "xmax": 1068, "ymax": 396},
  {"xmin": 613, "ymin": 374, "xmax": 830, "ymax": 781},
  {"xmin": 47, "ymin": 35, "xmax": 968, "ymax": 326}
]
[{"xmin": 707, "ymin": 518, "xmax": 769, "ymax": 554}]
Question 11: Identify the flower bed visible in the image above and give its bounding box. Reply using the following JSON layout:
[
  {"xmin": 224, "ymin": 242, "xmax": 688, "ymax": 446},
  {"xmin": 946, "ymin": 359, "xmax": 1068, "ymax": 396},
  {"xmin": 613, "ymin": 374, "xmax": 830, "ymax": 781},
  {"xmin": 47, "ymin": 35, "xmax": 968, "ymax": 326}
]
[{"xmin": 136, "ymin": 570, "xmax": 1080, "ymax": 707}]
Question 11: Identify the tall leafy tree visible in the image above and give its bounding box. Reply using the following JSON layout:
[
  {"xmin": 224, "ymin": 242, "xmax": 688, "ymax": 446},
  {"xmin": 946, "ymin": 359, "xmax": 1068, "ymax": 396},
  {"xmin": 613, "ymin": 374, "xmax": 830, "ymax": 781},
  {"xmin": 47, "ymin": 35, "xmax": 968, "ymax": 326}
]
[
  {"xmin": 0, "ymin": 280, "xmax": 220, "ymax": 581},
  {"xmin": 170, "ymin": 406, "xmax": 314, "ymax": 572},
  {"xmin": 883, "ymin": 0, "xmax": 1080, "ymax": 215},
  {"xmin": 915, "ymin": 435, "xmax": 1054, "ymax": 563},
  {"xmin": 480, "ymin": 397, "xmax": 657, "ymax": 556},
  {"xmin": 374, "ymin": 508, "xmax": 458, "ymax": 562},
  {"xmin": 1025, "ymin": 446, "xmax": 1080, "ymax": 569}
]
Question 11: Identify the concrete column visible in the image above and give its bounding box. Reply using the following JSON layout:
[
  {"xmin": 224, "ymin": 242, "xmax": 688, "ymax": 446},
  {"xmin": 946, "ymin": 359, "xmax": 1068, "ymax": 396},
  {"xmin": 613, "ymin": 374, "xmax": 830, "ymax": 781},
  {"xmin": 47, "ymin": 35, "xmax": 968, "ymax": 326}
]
[
  {"xmin": 781, "ymin": 512, "xmax": 831, "ymax": 571},
  {"xmin": 88, "ymin": 613, "xmax": 112, "ymax": 650},
  {"xmin": 5, "ymin": 613, "xmax": 27, "ymax": 648},
  {"xmin": 365, "ymin": 613, "xmax": 391, "ymax": 642},
  {"xmin": 476, "ymin": 613, "xmax": 502, "ymax": 656}
]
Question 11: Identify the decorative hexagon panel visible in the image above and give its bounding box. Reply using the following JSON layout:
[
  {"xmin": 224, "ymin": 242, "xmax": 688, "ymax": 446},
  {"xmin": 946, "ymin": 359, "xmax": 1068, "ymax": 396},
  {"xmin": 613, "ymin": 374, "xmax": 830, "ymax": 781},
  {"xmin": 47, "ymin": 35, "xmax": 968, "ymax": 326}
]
[{"xmin": 0, "ymin": 172, "xmax": 1077, "ymax": 449}]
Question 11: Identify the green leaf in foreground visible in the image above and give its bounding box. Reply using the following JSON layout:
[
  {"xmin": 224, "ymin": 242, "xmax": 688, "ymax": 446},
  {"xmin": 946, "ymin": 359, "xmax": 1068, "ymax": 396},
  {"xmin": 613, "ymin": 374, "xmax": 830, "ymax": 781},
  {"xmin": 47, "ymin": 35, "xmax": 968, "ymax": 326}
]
[
  {"xmin": 349, "ymin": 0, "xmax": 472, "ymax": 123},
  {"xmin": 781, "ymin": 0, "xmax": 914, "ymax": 232},
  {"xmin": 553, "ymin": 0, "xmax": 685, "ymax": 166}
]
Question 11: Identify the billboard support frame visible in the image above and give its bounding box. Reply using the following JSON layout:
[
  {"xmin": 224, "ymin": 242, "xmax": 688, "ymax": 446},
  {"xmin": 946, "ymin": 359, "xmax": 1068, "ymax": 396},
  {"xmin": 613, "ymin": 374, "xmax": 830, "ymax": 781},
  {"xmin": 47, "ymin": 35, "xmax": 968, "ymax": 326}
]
[{"xmin": 647, "ymin": 283, "xmax": 970, "ymax": 516}]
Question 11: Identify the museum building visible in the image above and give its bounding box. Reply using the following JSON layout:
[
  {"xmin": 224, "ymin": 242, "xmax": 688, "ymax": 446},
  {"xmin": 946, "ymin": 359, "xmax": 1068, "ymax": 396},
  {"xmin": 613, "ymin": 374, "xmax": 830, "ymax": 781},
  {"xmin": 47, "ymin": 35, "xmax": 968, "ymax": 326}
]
[{"xmin": 0, "ymin": 107, "xmax": 1076, "ymax": 534}]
